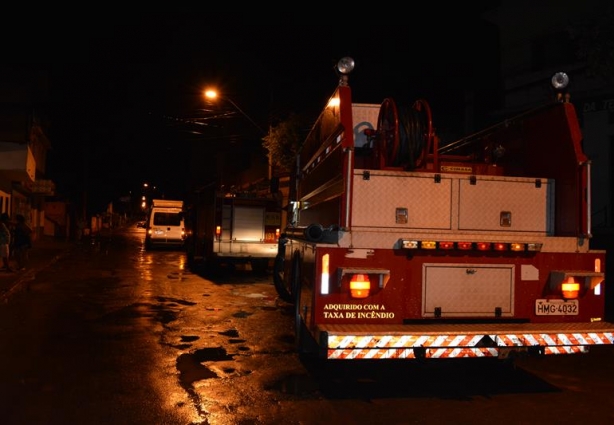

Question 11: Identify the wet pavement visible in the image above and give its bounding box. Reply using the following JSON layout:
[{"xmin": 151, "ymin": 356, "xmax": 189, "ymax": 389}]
[{"xmin": 0, "ymin": 235, "xmax": 76, "ymax": 303}]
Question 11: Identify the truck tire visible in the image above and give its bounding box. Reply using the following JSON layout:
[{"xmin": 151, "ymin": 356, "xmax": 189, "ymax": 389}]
[
  {"xmin": 273, "ymin": 252, "xmax": 293, "ymax": 304},
  {"xmin": 292, "ymin": 253, "xmax": 308, "ymax": 354},
  {"xmin": 291, "ymin": 252, "xmax": 318, "ymax": 358}
]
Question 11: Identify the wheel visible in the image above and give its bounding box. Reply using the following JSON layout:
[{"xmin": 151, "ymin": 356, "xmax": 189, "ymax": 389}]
[
  {"xmin": 290, "ymin": 251, "xmax": 310, "ymax": 355},
  {"xmin": 273, "ymin": 238, "xmax": 294, "ymax": 304}
]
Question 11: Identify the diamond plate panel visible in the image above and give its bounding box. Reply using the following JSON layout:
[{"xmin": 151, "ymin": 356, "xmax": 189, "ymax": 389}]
[
  {"xmin": 422, "ymin": 263, "xmax": 515, "ymax": 317},
  {"xmin": 352, "ymin": 172, "xmax": 452, "ymax": 229},
  {"xmin": 458, "ymin": 178, "xmax": 553, "ymax": 232}
]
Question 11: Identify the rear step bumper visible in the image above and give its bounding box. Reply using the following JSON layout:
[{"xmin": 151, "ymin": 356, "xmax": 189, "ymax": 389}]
[{"xmin": 316, "ymin": 322, "xmax": 614, "ymax": 360}]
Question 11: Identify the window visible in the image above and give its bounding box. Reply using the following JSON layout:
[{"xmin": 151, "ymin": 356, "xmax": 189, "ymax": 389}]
[{"xmin": 153, "ymin": 212, "xmax": 182, "ymax": 226}]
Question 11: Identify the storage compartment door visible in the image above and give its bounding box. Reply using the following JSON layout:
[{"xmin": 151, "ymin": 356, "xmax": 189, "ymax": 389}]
[
  {"xmin": 458, "ymin": 178, "xmax": 553, "ymax": 233},
  {"xmin": 233, "ymin": 206, "xmax": 265, "ymax": 241},
  {"xmin": 422, "ymin": 263, "xmax": 515, "ymax": 317}
]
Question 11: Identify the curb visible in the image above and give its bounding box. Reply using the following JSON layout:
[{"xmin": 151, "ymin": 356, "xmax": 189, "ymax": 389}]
[{"xmin": 0, "ymin": 251, "xmax": 69, "ymax": 304}]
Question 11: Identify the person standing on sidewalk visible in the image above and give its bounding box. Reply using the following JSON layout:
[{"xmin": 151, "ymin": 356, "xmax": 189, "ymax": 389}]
[
  {"xmin": 0, "ymin": 212, "xmax": 13, "ymax": 272},
  {"xmin": 13, "ymin": 214, "xmax": 32, "ymax": 271}
]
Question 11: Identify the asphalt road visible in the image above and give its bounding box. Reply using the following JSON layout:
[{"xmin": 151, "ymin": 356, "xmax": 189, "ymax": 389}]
[{"xmin": 0, "ymin": 225, "xmax": 613, "ymax": 425}]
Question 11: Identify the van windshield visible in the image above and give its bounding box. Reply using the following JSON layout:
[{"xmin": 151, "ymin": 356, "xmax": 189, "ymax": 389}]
[{"xmin": 153, "ymin": 212, "xmax": 182, "ymax": 226}]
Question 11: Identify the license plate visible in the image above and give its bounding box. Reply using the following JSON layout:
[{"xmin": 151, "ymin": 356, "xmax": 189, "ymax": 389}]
[{"xmin": 535, "ymin": 299, "xmax": 579, "ymax": 316}]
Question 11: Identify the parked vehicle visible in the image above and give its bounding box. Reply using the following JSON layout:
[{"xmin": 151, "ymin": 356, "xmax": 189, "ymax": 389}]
[
  {"xmin": 185, "ymin": 185, "xmax": 281, "ymax": 273},
  {"xmin": 274, "ymin": 57, "xmax": 613, "ymax": 361},
  {"xmin": 144, "ymin": 199, "xmax": 186, "ymax": 249}
]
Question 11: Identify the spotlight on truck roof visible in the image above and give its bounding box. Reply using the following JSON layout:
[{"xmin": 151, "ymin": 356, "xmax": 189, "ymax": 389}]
[
  {"xmin": 551, "ymin": 72, "xmax": 569, "ymax": 90},
  {"xmin": 336, "ymin": 57, "xmax": 355, "ymax": 87},
  {"xmin": 337, "ymin": 57, "xmax": 355, "ymax": 75}
]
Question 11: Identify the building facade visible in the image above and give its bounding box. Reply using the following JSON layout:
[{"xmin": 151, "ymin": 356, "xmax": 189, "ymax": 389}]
[
  {"xmin": 0, "ymin": 65, "xmax": 54, "ymax": 240},
  {"xmin": 485, "ymin": 0, "xmax": 614, "ymax": 241}
]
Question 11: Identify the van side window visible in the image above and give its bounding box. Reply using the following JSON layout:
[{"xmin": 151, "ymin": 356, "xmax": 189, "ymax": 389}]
[{"xmin": 153, "ymin": 212, "xmax": 182, "ymax": 226}]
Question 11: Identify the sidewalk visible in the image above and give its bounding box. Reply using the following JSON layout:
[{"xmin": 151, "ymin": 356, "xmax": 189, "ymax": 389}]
[{"xmin": 0, "ymin": 235, "xmax": 76, "ymax": 303}]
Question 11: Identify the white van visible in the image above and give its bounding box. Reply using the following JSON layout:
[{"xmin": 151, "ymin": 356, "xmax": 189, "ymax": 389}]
[{"xmin": 144, "ymin": 199, "xmax": 186, "ymax": 249}]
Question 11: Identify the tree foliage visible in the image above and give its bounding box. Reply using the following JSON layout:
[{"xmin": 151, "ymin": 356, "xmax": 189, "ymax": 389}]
[{"xmin": 262, "ymin": 113, "xmax": 309, "ymax": 174}]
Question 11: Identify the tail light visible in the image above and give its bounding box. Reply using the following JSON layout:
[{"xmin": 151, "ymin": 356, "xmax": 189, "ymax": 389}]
[
  {"xmin": 264, "ymin": 228, "xmax": 281, "ymax": 243},
  {"xmin": 215, "ymin": 225, "xmax": 221, "ymax": 240},
  {"xmin": 350, "ymin": 274, "xmax": 370, "ymax": 298},
  {"xmin": 321, "ymin": 254, "xmax": 330, "ymax": 294},
  {"xmin": 561, "ymin": 276, "xmax": 580, "ymax": 299},
  {"xmin": 400, "ymin": 239, "xmax": 542, "ymax": 253},
  {"xmin": 476, "ymin": 242, "xmax": 490, "ymax": 251},
  {"xmin": 549, "ymin": 263, "xmax": 604, "ymax": 300},
  {"xmin": 333, "ymin": 266, "xmax": 391, "ymax": 297}
]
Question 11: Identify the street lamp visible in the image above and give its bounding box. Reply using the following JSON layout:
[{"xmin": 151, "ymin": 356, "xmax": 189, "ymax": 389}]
[{"xmin": 203, "ymin": 89, "xmax": 266, "ymax": 136}]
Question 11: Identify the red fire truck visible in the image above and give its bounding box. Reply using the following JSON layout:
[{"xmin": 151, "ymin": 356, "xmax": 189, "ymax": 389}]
[
  {"xmin": 273, "ymin": 57, "xmax": 613, "ymax": 361},
  {"xmin": 186, "ymin": 184, "xmax": 281, "ymax": 274}
]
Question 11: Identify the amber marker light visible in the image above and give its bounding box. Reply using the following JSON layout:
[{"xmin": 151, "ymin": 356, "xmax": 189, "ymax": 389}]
[
  {"xmin": 421, "ymin": 241, "xmax": 437, "ymax": 249},
  {"xmin": 350, "ymin": 274, "xmax": 370, "ymax": 298},
  {"xmin": 562, "ymin": 276, "xmax": 580, "ymax": 299}
]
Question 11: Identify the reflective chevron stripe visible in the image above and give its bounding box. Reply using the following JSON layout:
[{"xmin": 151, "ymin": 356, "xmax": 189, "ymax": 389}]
[{"xmin": 326, "ymin": 332, "xmax": 614, "ymax": 359}]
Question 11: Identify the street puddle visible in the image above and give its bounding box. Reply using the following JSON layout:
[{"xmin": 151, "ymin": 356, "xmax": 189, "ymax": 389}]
[{"xmin": 176, "ymin": 347, "xmax": 234, "ymax": 389}]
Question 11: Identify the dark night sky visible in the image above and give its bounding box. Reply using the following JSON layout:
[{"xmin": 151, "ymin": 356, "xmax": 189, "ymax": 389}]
[{"xmin": 18, "ymin": 9, "xmax": 501, "ymax": 215}]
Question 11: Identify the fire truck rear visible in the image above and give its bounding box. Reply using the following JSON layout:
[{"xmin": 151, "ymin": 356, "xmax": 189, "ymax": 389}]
[
  {"xmin": 186, "ymin": 184, "xmax": 281, "ymax": 274},
  {"xmin": 273, "ymin": 57, "xmax": 613, "ymax": 361}
]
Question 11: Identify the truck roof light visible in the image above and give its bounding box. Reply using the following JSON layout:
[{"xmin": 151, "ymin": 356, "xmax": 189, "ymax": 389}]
[
  {"xmin": 551, "ymin": 72, "xmax": 569, "ymax": 90},
  {"xmin": 510, "ymin": 243, "xmax": 525, "ymax": 252},
  {"xmin": 336, "ymin": 57, "xmax": 355, "ymax": 75},
  {"xmin": 494, "ymin": 243, "xmax": 508, "ymax": 251},
  {"xmin": 421, "ymin": 241, "xmax": 437, "ymax": 249},
  {"xmin": 336, "ymin": 57, "xmax": 355, "ymax": 87},
  {"xmin": 457, "ymin": 242, "xmax": 473, "ymax": 250}
]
